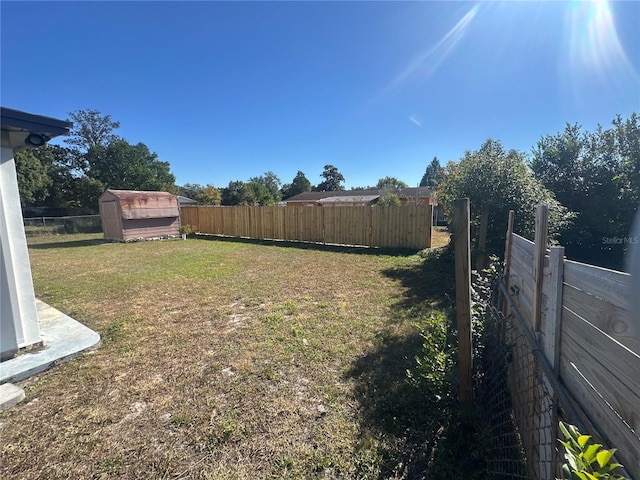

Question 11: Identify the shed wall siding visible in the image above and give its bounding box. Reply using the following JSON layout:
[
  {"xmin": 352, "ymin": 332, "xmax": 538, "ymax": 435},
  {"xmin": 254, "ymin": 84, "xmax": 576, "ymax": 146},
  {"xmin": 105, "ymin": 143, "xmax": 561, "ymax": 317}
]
[
  {"xmin": 121, "ymin": 217, "xmax": 180, "ymax": 241},
  {"xmin": 121, "ymin": 207, "xmax": 180, "ymax": 220},
  {"xmin": 100, "ymin": 201, "xmax": 123, "ymax": 240}
]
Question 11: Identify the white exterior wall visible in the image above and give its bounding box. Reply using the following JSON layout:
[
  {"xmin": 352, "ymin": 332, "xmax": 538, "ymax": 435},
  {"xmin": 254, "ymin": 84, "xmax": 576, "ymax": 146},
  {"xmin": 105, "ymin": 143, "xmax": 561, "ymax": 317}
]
[{"xmin": 0, "ymin": 146, "xmax": 41, "ymax": 359}]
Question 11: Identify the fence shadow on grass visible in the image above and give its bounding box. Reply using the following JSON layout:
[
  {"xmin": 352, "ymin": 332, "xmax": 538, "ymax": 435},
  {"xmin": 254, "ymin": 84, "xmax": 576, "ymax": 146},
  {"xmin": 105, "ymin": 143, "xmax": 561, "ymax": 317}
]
[
  {"xmin": 193, "ymin": 233, "xmax": 420, "ymax": 257},
  {"xmin": 345, "ymin": 244, "xmax": 458, "ymax": 479},
  {"xmin": 27, "ymin": 238, "xmax": 109, "ymax": 250},
  {"xmin": 348, "ymin": 332, "xmax": 444, "ymax": 479},
  {"xmin": 381, "ymin": 244, "xmax": 456, "ymax": 311}
]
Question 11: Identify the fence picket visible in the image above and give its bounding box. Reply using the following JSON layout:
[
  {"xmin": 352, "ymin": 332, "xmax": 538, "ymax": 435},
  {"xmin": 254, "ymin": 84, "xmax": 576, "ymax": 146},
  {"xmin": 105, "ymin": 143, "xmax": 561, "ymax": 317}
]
[
  {"xmin": 501, "ymin": 208, "xmax": 639, "ymax": 479},
  {"xmin": 181, "ymin": 205, "xmax": 431, "ymax": 249}
]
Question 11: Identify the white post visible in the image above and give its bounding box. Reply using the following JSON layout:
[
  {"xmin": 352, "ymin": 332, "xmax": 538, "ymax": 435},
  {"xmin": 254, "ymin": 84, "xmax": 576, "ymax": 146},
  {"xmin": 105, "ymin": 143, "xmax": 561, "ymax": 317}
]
[{"xmin": 0, "ymin": 146, "xmax": 41, "ymax": 359}]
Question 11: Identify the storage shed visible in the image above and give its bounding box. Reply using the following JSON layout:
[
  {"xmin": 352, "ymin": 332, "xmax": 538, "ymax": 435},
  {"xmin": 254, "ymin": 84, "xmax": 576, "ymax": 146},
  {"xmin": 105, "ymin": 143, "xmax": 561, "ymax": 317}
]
[{"xmin": 99, "ymin": 190, "xmax": 181, "ymax": 241}]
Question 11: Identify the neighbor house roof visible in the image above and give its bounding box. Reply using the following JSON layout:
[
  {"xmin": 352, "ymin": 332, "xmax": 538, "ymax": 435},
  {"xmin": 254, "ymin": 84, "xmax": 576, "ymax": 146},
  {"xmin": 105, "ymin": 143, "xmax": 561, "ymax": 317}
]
[
  {"xmin": 285, "ymin": 187, "xmax": 432, "ymax": 203},
  {"xmin": 177, "ymin": 196, "xmax": 198, "ymax": 205},
  {"xmin": 317, "ymin": 195, "xmax": 380, "ymax": 204}
]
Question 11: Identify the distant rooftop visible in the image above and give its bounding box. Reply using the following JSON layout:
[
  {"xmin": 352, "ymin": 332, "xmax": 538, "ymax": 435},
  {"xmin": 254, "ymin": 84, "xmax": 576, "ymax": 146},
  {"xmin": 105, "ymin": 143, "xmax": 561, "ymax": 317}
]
[
  {"xmin": 285, "ymin": 187, "xmax": 432, "ymax": 203},
  {"xmin": 318, "ymin": 195, "xmax": 380, "ymax": 204}
]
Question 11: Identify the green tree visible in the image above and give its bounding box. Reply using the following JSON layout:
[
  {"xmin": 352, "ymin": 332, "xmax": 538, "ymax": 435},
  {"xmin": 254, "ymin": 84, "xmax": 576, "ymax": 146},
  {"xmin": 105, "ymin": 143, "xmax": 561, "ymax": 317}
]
[
  {"xmin": 65, "ymin": 109, "xmax": 121, "ymax": 152},
  {"xmin": 375, "ymin": 176, "xmax": 408, "ymax": 190},
  {"xmin": 438, "ymin": 139, "xmax": 572, "ymax": 257},
  {"xmin": 222, "ymin": 181, "xmax": 255, "ymax": 206},
  {"xmin": 178, "ymin": 183, "xmax": 204, "ymax": 200},
  {"xmin": 35, "ymin": 145, "xmax": 77, "ymax": 208},
  {"xmin": 249, "ymin": 171, "xmax": 281, "ymax": 202},
  {"xmin": 316, "ymin": 164, "xmax": 345, "ymax": 191},
  {"xmin": 73, "ymin": 176, "xmax": 106, "ymax": 211},
  {"xmin": 85, "ymin": 140, "xmax": 176, "ymax": 192},
  {"xmin": 248, "ymin": 181, "xmax": 275, "ymax": 205},
  {"xmin": 281, "ymin": 171, "xmax": 312, "ymax": 199},
  {"xmin": 377, "ymin": 193, "xmax": 402, "ymax": 206},
  {"xmin": 530, "ymin": 113, "xmax": 639, "ymax": 268},
  {"xmin": 420, "ymin": 157, "xmax": 445, "ymax": 188},
  {"xmin": 14, "ymin": 150, "xmax": 52, "ymax": 206},
  {"xmin": 195, "ymin": 184, "xmax": 221, "ymax": 205}
]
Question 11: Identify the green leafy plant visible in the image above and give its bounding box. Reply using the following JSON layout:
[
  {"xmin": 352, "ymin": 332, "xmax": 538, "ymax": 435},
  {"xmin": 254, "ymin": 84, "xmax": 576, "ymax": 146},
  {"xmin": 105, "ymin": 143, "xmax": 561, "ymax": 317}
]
[
  {"xmin": 376, "ymin": 193, "xmax": 402, "ymax": 206},
  {"xmin": 558, "ymin": 421, "xmax": 627, "ymax": 480},
  {"xmin": 179, "ymin": 224, "xmax": 193, "ymax": 235}
]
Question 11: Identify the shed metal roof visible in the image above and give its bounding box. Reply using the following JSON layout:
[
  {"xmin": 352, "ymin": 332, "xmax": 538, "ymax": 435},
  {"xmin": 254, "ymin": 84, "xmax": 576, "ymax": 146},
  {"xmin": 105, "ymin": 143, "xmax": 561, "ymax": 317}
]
[{"xmin": 100, "ymin": 190, "xmax": 178, "ymax": 202}]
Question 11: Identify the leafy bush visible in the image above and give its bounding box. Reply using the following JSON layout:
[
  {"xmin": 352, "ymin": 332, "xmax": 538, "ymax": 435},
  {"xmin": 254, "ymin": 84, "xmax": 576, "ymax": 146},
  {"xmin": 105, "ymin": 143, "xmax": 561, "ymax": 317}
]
[
  {"xmin": 438, "ymin": 139, "xmax": 573, "ymax": 257},
  {"xmin": 558, "ymin": 421, "xmax": 627, "ymax": 480},
  {"xmin": 376, "ymin": 193, "xmax": 402, "ymax": 206}
]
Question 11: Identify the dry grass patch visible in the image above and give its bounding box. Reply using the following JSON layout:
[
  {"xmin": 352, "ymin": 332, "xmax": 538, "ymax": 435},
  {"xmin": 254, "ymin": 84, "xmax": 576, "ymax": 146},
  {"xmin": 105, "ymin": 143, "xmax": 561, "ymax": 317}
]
[{"xmin": 1, "ymin": 234, "xmax": 454, "ymax": 479}]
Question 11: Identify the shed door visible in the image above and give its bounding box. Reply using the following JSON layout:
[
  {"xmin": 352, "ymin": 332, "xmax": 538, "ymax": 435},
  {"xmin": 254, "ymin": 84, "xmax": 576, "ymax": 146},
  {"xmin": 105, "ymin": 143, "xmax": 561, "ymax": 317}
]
[{"xmin": 102, "ymin": 201, "xmax": 121, "ymax": 238}]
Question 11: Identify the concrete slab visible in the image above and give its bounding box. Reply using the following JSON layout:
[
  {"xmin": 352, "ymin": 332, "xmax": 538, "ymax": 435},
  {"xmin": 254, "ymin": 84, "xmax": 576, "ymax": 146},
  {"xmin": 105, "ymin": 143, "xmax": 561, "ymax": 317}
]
[
  {"xmin": 0, "ymin": 300, "xmax": 100, "ymax": 384},
  {"xmin": 0, "ymin": 383, "xmax": 25, "ymax": 410}
]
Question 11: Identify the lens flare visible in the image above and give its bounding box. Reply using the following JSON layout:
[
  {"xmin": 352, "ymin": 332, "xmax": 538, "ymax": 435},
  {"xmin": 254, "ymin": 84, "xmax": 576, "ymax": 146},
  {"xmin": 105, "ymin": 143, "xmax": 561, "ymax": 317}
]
[
  {"xmin": 384, "ymin": 4, "xmax": 479, "ymax": 93},
  {"xmin": 564, "ymin": 0, "xmax": 638, "ymax": 92}
]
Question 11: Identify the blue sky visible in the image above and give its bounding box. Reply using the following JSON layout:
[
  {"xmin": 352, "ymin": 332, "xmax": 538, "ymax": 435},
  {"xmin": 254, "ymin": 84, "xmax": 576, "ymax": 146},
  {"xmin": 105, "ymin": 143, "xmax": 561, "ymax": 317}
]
[{"xmin": 2, "ymin": 1, "xmax": 639, "ymax": 189}]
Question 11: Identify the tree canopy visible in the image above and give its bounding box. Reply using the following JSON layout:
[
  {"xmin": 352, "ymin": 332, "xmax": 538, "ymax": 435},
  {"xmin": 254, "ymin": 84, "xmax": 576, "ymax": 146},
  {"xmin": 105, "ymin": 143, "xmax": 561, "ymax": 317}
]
[
  {"xmin": 376, "ymin": 193, "xmax": 402, "ymax": 206},
  {"xmin": 14, "ymin": 150, "xmax": 52, "ymax": 206},
  {"xmin": 375, "ymin": 176, "xmax": 408, "ymax": 190},
  {"xmin": 65, "ymin": 109, "xmax": 121, "ymax": 155},
  {"xmin": 14, "ymin": 110, "xmax": 179, "ymax": 212},
  {"xmin": 221, "ymin": 180, "xmax": 275, "ymax": 206},
  {"xmin": 249, "ymin": 171, "xmax": 281, "ymax": 202},
  {"xmin": 316, "ymin": 164, "xmax": 345, "ymax": 191},
  {"xmin": 438, "ymin": 139, "xmax": 572, "ymax": 256},
  {"xmin": 281, "ymin": 171, "xmax": 312, "ymax": 199},
  {"xmin": 86, "ymin": 140, "xmax": 176, "ymax": 193},
  {"xmin": 420, "ymin": 157, "xmax": 445, "ymax": 188},
  {"xmin": 195, "ymin": 184, "xmax": 221, "ymax": 205},
  {"xmin": 530, "ymin": 113, "xmax": 640, "ymax": 268}
]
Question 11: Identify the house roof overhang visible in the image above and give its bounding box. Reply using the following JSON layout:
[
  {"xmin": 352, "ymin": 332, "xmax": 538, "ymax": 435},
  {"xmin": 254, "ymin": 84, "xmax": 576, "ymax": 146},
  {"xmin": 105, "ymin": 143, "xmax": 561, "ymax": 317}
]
[{"xmin": 1, "ymin": 107, "xmax": 72, "ymax": 152}]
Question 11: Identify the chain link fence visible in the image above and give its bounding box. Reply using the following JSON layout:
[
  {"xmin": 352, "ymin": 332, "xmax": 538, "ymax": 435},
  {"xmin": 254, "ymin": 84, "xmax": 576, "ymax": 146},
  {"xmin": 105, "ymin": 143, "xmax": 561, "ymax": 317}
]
[
  {"xmin": 23, "ymin": 215, "xmax": 102, "ymax": 236},
  {"xmin": 472, "ymin": 283, "xmax": 591, "ymax": 480}
]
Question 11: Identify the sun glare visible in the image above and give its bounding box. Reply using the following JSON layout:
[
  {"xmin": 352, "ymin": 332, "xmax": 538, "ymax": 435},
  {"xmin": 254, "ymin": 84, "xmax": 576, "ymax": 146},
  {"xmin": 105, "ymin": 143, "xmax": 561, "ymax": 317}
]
[{"xmin": 565, "ymin": 0, "xmax": 637, "ymax": 87}]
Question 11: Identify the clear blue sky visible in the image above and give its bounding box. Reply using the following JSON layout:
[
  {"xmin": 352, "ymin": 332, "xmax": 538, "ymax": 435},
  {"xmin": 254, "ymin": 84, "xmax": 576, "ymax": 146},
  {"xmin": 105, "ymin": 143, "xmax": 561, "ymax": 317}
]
[{"xmin": 2, "ymin": 1, "xmax": 639, "ymax": 189}]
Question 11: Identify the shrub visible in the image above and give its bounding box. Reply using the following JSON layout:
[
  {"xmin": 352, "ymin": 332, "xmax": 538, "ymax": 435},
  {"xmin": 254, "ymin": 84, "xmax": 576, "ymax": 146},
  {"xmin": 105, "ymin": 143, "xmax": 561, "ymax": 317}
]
[{"xmin": 558, "ymin": 421, "xmax": 628, "ymax": 480}]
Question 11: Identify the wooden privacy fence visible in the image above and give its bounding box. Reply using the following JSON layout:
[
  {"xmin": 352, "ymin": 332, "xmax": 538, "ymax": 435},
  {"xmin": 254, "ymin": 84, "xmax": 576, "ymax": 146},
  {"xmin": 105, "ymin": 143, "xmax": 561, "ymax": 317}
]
[
  {"xmin": 503, "ymin": 206, "xmax": 639, "ymax": 479},
  {"xmin": 180, "ymin": 205, "xmax": 432, "ymax": 249}
]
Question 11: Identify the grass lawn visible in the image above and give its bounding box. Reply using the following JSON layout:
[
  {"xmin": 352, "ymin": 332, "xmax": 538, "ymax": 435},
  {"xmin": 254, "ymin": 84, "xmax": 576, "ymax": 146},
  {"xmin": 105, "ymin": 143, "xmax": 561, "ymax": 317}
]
[{"xmin": 1, "ymin": 231, "xmax": 454, "ymax": 479}]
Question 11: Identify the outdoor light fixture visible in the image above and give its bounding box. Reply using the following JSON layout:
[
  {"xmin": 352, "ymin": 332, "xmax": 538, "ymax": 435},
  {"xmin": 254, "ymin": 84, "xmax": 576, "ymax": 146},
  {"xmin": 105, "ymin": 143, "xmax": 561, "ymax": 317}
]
[{"xmin": 25, "ymin": 133, "xmax": 48, "ymax": 147}]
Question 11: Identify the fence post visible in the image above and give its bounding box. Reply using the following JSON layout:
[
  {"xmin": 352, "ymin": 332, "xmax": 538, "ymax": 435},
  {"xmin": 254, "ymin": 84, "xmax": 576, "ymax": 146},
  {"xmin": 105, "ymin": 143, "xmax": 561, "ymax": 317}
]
[
  {"xmin": 532, "ymin": 205, "xmax": 548, "ymax": 333},
  {"xmin": 544, "ymin": 246, "xmax": 564, "ymax": 374},
  {"xmin": 502, "ymin": 210, "xmax": 515, "ymax": 316},
  {"xmin": 426, "ymin": 205, "xmax": 433, "ymax": 248},
  {"xmin": 476, "ymin": 205, "xmax": 489, "ymax": 271},
  {"xmin": 544, "ymin": 245, "xmax": 565, "ymax": 477},
  {"xmin": 453, "ymin": 198, "xmax": 473, "ymax": 405}
]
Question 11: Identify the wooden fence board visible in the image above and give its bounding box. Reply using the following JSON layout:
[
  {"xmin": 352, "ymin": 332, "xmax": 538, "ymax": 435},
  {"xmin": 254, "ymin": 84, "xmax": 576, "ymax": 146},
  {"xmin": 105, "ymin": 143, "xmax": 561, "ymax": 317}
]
[
  {"xmin": 563, "ymin": 284, "xmax": 638, "ymax": 354},
  {"xmin": 564, "ymin": 260, "xmax": 630, "ymax": 311},
  {"xmin": 509, "ymin": 249, "xmax": 533, "ymax": 280},
  {"xmin": 182, "ymin": 205, "xmax": 431, "ymax": 249},
  {"xmin": 559, "ymin": 354, "xmax": 640, "ymax": 479},
  {"xmin": 561, "ymin": 321, "xmax": 640, "ymax": 435},
  {"xmin": 505, "ymin": 222, "xmax": 639, "ymax": 479},
  {"xmin": 512, "ymin": 233, "xmax": 535, "ymax": 257},
  {"xmin": 561, "ymin": 308, "xmax": 640, "ymax": 402}
]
